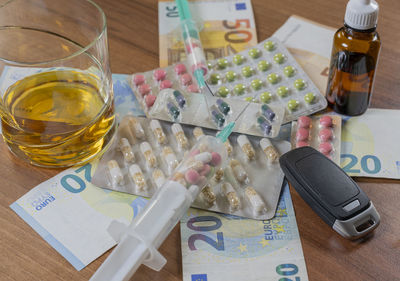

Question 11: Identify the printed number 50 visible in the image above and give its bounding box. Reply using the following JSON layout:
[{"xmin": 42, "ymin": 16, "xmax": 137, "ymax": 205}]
[
  {"xmin": 341, "ymin": 154, "xmax": 381, "ymax": 174},
  {"xmin": 187, "ymin": 216, "xmax": 225, "ymax": 251}
]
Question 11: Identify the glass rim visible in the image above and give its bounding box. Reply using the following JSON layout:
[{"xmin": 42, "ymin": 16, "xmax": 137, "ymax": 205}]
[{"xmin": 0, "ymin": 0, "xmax": 107, "ymax": 66}]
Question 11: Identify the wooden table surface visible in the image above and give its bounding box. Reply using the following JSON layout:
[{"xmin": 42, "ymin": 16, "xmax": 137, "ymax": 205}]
[{"xmin": 1, "ymin": 0, "xmax": 400, "ymax": 280}]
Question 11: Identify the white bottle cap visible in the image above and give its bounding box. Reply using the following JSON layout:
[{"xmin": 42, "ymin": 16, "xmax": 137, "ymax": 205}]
[{"xmin": 345, "ymin": 0, "xmax": 379, "ymax": 30}]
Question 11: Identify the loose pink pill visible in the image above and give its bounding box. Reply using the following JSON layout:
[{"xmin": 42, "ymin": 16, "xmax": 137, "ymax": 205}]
[
  {"xmin": 138, "ymin": 84, "xmax": 151, "ymax": 97},
  {"xmin": 187, "ymin": 84, "xmax": 200, "ymax": 93},
  {"xmin": 319, "ymin": 116, "xmax": 333, "ymax": 128},
  {"xmin": 174, "ymin": 63, "xmax": 187, "ymax": 75},
  {"xmin": 319, "ymin": 142, "xmax": 332, "ymax": 155},
  {"xmin": 200, "ymin": 164, "xmax": 211, "ymax": 176},
  {"xmin": 180, "ymin": 73, "xmax": 192, "ymax": 86},
  {"xmin": 159, "ymin": 79, "xmax": 173, "ymax": 89},
  {"xmin": 296, "ymin": 141, "xmax": 309, "ymax": 148},
  {"xmin": 145, "ymin": 94, "xmax": 156, "ymax": 107},
  {"xmin": 133, "ymin": 74, "xmax": 145, "ymax": 86},
  {"xmin": 210, "ymin": 152, "xmax": 222, "ymax": 166},
  {"xmin": 185, "ymin": 169, "xmax": 200, "ymax": 184},
  {"xmin": 153, "ymin": 69, "xmax": 167, "ymax": 81},
  {"xmin": 319, "ymin": 128, "xmax": 333, "ymax": 142},
  {"xmin": 296, "ymin": 128, "xmax": 309, "ymax": 141},
  {"xmin": 298, "ymin": 116, "xmax": 311, "ymax": 128}
]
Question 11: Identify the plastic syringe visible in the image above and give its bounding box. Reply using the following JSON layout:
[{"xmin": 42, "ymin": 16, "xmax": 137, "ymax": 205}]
[
  {"xmin": 90, "ymin": 135, "xmax": 228, "ymax": 281},
  {"xmin": 176, "ymin": 0, "xmax": 209, "ymax": 90}
]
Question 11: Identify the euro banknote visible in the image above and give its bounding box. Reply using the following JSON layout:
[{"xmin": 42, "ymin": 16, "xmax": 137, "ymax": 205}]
[
  {"xmin": 273, "ymin": 15, "xmax": 335, "ymax": 94},
  {"xmin": 158, "ymin": 0, "xmax": 257, "ymax": 67},
  {"xmin": 9, "ymin": 74, "xmax": 146, "ymax": 270},
  {"xmin": 340, "ymin": 109, "xmax": 400, "ymax": 179},
  {"xmin": 273, "ymin": 17, "xmax": 400, "ymax": 179},
  {"xmin": 10, "ymin": 162, "xmax": 148, "ymax": 270},
  {"xmin": 181, "ymin": 183, "xmax": 309, "ymax": 281}
]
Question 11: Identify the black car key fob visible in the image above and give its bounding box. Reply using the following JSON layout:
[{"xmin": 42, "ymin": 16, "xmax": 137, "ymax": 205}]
[{"xmin": 279, "ymin": 146, "xmax": 380, "ymax": 240}]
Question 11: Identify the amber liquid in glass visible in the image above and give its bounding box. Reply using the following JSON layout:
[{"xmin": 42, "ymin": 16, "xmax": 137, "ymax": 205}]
[
  {"xmin": 1, "ymin": 70, "xmax": 115, "ymax": 167},
  {"xmin": 326, "ymin": 26, "xmax": 381, "ymax": 116}
]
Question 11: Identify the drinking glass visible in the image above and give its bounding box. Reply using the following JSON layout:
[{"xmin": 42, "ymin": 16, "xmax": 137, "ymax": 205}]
[{"xmin": 0, "ymin": 0, "xmax": 116, "ymax": 167}]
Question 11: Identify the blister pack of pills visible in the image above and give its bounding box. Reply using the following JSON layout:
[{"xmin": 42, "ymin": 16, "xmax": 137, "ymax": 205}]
[
  {"xmin": 206, "ymin": 37, "xmax": 327, "ymax": 123},
  {"xmin": 92, "ymin": 115, "xmax": 291, "ymax": 220},
  {"xmin": 132, "ymin": 67, "xmax": 285, "ymax": 138},
  {"xmin": 290, "ymin": 115, "xmax": 342, "ymax": 164},
  {"xmin": 147, "ymin": 89, "xmax": 285, "ymax": 138}
]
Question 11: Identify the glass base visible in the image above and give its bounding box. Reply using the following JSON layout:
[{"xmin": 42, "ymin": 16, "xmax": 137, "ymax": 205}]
[{"xmin": 4, "ymin": 120, "xmax": 117, "ymax": 168}]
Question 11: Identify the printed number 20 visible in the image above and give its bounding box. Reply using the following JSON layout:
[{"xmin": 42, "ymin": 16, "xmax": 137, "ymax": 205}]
[
  {"xmin": 341, "ymin": 154, "xmax": 381, "ymax": 174},
  {"xmin": 60, "ymin": 164, "xmax": 92, "ymax": 193},
  {"xmin": 187, "ymin": 216, "xmax": 225, "ymax": 251}
]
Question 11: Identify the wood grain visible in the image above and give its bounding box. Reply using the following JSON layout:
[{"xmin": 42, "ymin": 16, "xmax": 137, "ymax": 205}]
[{"xmin": 1, "ymin": 0, "xmax": 399, "ymax": 280}]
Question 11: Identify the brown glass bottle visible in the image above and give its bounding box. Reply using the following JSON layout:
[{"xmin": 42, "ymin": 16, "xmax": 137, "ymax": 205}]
[{"xmin": 326, "ymin": 25, "xmax": 381, "ymax": 116}]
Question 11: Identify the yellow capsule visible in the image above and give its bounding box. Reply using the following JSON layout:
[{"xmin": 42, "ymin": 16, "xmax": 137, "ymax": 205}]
[
  {"xmin": 152, "ymin": 168, "xmax": 166, "ymax": 189},
  {"xmin": 230, "ymin": 159, "xmax": 248, "ymax": 183},
  {"xmin": 172, "ymin": 123, "xmax": 189, "ymax": 150},
  {"xmin": 119, "ymin": 138, "xmax": 135, "ymax": 163},
  {"xmin": 162, "ymin": 146, "xmax": 179, "ymax": 173},
  {"xmin": 222, "ymin": 182, "xmax": 240, "ymax": 211},
  {"xmin": 201, "ymin": 185, "xmax": 216, "ymax": 205},
  {"xmin": 107, "ymin": 160, "xmax": 124, "ymax": 186},
  {"xmin": 150, "ymin": 119, "xmax": 167, "ymax": 145},
  {"xmin": 224, "ymin": 139, "xmax": 233, "ymax": 156},
  {"xmin": 193, "ymin": 127, "xmax": 205, "ymax": 141},
  {"xmin": 213, "ymin": 168, "xmax": 224, "ymax": 182},
  {"xmin": 129, "ymin": 164, "xmax": 147, "ymax": 191},
  {"xmin": 127, "ymin": 116, "xmax": 145, "ymax": 139},
  {"xmin": 140, "ymin": 142, "xmax": 157, "ymax": 168},
  {"xmin": 245, "ymin": 186, "xmax": 267, "ymax": 215},
  {"xmin": 237, "ymin": 135, "xmax": 255, "ymax": 161},
  {"xmin": 260, "ymin": 138, "xmax": 279, "ymax": 163}
]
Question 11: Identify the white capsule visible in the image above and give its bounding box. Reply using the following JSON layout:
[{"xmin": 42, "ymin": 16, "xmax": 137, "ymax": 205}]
[
  {"xmin": 260, "ymin": 138, "xmax": 279, "ymax": 164},
  {"xmin": 129, "ymin": 164, "xmax": 147, "ymax": 191},
  {"xmin": 237, "ymin": 135, "xmax": 255, "ymax": 161},
  {"xmin": 172, "ymin": 123, "xmax": 189, "ymax": 150},
  {"xmin": 107, "ymin": 160, "xmax": 124, "ymax": 186},
  {"xmin": 194, "ymin": 152, "xmax": 212, "ymax": 164},
  {"xmin": 150, "ymin": 119, "xmax": 167, "ymax": 145},
  {"xmin": 201, "ymin": 185, "xmax": 216, "ymax": 206},
  {"xmin": 245, "ymin": 186, "xmax": 267, "ymax": 215},
  {"xmin": 193, "ymin": 127, "xmax": 205, "ymax": 141},
  {"xmin": 140, "ymin": 142, "xmax": 157, "ymax": 168},
  {"xmin": 127, "ymin": 116, "xmax": 145, "ymax": 139},
  {"xmin": 230, "ymin": 159, "xmax": 248, "ymax": 183},
  {"xmin": 119, "ymin": 138, "xmax": 135, "ymax": 163},
  {"xmin": 152, "ymin": 168, "xmax": 166, "ymax": 189},
  {"xmin": 222, "ymin": 182, "xmax": 240, "ymax": 211},
  {"xmin": 162, "ymin": 146, "xmax": 179, "ymax": 173}
]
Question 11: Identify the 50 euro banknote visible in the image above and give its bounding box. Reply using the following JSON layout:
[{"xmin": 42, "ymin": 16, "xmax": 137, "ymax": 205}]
[{"xmin": 158, "ymin": 0, "xmax": 258, "ymax": 67}]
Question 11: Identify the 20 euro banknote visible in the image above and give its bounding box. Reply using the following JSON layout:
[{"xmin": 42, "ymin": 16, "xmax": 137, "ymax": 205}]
[
  {"xmin": 8, "ymin": 74, "xmax": 146, "ymax": 270},
  {"xmin": 158, "ymin": 0, "xmax": 258, "ymax": 67},
  {"xmin": 181, "ymin": 183, "xmax": 309, "ymax": 281},
  {"xmin": 340, "ymin": 109, "xmax": 400, "ymax": 179}
]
